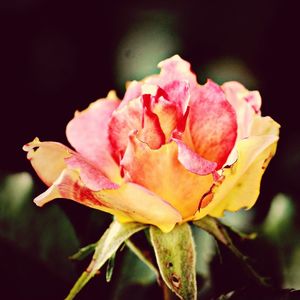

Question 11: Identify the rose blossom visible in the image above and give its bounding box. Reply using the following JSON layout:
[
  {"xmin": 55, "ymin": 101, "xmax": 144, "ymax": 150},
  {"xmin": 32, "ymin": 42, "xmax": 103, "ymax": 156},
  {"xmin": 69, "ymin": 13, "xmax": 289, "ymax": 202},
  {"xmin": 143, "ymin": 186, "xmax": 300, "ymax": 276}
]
[{"xmin": 23, "ymin": 55, "xmax": 279, "ymax": 232}]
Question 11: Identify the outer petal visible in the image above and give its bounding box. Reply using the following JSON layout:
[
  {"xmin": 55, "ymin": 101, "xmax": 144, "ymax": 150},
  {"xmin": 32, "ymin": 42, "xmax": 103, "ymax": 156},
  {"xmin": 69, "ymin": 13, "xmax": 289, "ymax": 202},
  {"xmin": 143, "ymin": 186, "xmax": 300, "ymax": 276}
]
[
  {"xmin": 66, "ymin": 95, "xmax": 122, "ymax": 183},
  {"xmin": 119, "ymin": 80, "xmax": 142, "ymax": 108},
  {"xmin": 23, "ymin": 138, "xmax": 72, "ymax": 186},
  {"xmin": 188, "ymin": 80, "xmax": 238, "ymax": 168},
  {"xmin": 192, "ymin": 116, "xmax": 280, "ymax": 220},
  {"xmin": 23, "ymin": 138, "xmax": 117, "ymax": 190},
  {"xmin": 173, "ymin": 138, "xmax": 217, "ymax": 175},
  {"xmin": 34, "ymin": 168, "xmax": 181, "ymax": 232},
  {"xmin": 222, "ymin": 81, "xmax": 261, "ymax": 140},
  {"xmin": 121, "ymin": 133, "xmax": 214, "ymax": 219}
]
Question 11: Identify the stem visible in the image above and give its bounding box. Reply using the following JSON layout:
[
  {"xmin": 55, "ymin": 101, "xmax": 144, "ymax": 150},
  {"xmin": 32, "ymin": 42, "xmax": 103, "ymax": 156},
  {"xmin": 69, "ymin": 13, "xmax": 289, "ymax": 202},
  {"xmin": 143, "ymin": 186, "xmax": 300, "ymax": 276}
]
[
  {"xmin": 194, "ymin": 217, "xmax": 270, "ymax": 287},
  {"xmin": 217, "ymin": 223, "xmax": 269, "ymax": 286},
  {"xmin": 162, "ymin": 282, "xmax": 177, "ymax": 300}
]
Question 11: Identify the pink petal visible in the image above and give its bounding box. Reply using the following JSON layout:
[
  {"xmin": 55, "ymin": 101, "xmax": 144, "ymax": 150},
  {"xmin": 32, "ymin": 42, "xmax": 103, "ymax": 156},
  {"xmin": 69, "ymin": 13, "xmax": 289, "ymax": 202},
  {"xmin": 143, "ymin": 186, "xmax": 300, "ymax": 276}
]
[
  {"xmin": 163, "ymin": 80, "xmax": 190, "ymax": 115},
  {"xmin": 188, "ymin": 80, "xmax": 238, "ymax": 169},
  {"xmin": 65, "ymin": 155, "xmax": 118, "ymax": 191},
  {"xmin": 66, "ymin": 96, "xmax": 121, "ymax": 182},
  {"xmin": 173, "ymin": 138, "xmax": 217, "ymax": 175},
  {"xmin": 119, "ymin": 80, "xmax": 142, "ymax": 108},
  {"xmin": 146, "ymin": 55, "xmax": 198, "ymax": 91},
  {"xmin": 222, "ymin": 81, "xmax": 261, "ymax": 141}
]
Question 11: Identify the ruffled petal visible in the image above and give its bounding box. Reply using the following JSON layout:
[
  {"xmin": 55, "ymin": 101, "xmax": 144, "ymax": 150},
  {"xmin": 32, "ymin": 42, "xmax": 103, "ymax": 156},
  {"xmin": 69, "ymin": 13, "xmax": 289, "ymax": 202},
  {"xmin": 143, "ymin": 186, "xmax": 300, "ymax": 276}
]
[
  {"xmin": 192, "ymin": 116, "xmax": 280, "ymax": 220},
  {"xmin": 23, "ymin": 138, "xmax": 72, "ymax": 186},
  {"xmin": 108, "ymin": 95, "xmax": 166, "ymax": 162},
  {"xmin": 34, "ymin": 168, "xmax": 181, "ymax": 232},
  {"xmin": 121, "ymin": 132, "xmax": 214, "ymax": 219},
  {"xmin": 140, "ymin": 96, "xmax": 165, "ymax": 149},
  {"xmin": 188, "ymin": 80, "xmax": 238, "ymax": 168},
  {"xmin": 146, "ymin": 55, "xmax": 198, "ymax": 91},
  {"xmin": 66, "ymin": 95, "xmax": 122, "ymax": 183}
]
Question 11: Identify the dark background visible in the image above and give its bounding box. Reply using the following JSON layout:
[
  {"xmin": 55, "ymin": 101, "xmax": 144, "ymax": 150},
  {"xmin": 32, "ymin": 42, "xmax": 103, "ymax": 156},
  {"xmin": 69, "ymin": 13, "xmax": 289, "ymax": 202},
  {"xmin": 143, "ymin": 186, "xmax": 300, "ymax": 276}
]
[{"xmin": 1, "ymin": 0, "xmax": 300, "ymax": 299}]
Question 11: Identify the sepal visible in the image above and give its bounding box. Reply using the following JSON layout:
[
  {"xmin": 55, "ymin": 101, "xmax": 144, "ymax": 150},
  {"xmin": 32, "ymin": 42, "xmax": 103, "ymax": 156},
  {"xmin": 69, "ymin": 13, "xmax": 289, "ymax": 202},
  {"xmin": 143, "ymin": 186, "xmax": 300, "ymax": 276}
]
[
  {"xmin": 150, "ymin": 223, "xmax": 197, "ymax": 300},
  {"xmin": 65, "ymin": 220, "xmax": 146, "ymax": 299}
]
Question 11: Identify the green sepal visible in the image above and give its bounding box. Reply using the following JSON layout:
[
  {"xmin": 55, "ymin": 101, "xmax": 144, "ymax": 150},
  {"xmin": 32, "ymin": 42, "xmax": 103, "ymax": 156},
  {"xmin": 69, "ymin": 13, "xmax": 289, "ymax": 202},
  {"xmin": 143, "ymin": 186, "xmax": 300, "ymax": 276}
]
[
  {"xmin": 150, "ymin": 223, "xmax": 197, "ymax": 300},
  {"xmin": 105, "ymin": 251, "xmax": 116, "ymax": 282},
  {"xmin": 69, "ymin": 243, "xmax": 97, "ymax": 261},
  {"xmin": 65, "ymin": 221, "xmax": 146, "ymax": 300}
]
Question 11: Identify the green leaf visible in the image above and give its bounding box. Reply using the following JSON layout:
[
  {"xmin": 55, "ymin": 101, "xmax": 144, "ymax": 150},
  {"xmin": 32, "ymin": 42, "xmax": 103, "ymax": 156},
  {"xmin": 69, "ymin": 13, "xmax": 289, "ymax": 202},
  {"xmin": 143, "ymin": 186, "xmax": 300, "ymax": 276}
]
[
  {"xmin": 111, "ymin": 246, "xmax": 158, "ymax": 299},
  {"xmin": 0, "ymin": 172, "xmax": 79, "ymax": 281},
  {"xmin": 65, "ymin": 220, "xmax": 146, "ymax": 300},
  {"xmin": 191, "ymin": 225, "xmax": 215, "ymax": 277},
  {"xmin": 150, "ymin": 223, "xmax": 197, "ymax": 300},
  {"xmin": 262, "ymin": 193, "xmax": 295, "ymax": 243}
]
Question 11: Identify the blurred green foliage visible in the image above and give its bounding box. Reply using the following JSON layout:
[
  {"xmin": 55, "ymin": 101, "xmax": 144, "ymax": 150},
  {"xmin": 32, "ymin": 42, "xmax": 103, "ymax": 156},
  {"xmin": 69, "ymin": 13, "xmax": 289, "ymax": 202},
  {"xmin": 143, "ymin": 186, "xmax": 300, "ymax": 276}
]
[{"xmin": 1, "ymin": 173, "xmax": 299, "ymax": 299}]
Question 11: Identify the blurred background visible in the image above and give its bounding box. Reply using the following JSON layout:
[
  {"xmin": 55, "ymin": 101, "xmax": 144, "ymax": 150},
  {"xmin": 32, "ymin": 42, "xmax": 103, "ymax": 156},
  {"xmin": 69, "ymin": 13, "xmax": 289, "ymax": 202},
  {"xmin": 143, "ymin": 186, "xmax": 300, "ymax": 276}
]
[{"xmin": 1, "ymin": 0, "xmax": 299, "ymax": 299}]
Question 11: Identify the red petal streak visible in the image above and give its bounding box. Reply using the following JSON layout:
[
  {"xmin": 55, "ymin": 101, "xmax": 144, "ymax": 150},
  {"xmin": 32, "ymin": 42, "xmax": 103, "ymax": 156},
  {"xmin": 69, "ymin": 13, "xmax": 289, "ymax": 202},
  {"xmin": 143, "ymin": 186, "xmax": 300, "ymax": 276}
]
[
  {"xmin": 139, "ymin": 95, "xmax": 165, "ymax": 148},
  {"xmin": 188, "ymin": 80, "xmax": 238, "ymax": 169},
  {"xmin": 33, "ymin": 169, "xmax": 101, "ymax": 208},
  {"xmin": 65, "ymin": 155, "xmax": 118, "ymax": 191},
  {"xmin": 163, "ymin": 80, "xmax": 190, "ymax": 115},
  {"xmin": 34, "ymin": 169, "xmax": 181, "ymax": 231},
  {"xmin": 108, "ymin": 97, "xmax": 143, "ymax": 162}
]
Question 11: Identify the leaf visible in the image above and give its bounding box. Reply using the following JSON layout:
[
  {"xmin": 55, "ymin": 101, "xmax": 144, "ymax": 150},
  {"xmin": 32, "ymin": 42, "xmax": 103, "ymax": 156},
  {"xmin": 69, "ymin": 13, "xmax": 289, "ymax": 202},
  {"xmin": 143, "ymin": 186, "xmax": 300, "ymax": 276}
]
[
  {"xmin": 194, "ymin": 216, "xmax": 269, "ymax": 287},
  {"xmin": 65, "ymin": 220, "xmax": 146, "ymax": 300},
  {"xmin": 262, "ymin": 193, "xmax": 295, "ymax": 243},
  {"xmin": 150, "ymin": 223, "xmax": 197, "ymax": 300},
  {"xmin": 0, "ymin": 172, "xmax": 79, "ymax": 282},
  {"xmin": 191, "ymin": 225, "xmax": 215, "ymax": 277}
]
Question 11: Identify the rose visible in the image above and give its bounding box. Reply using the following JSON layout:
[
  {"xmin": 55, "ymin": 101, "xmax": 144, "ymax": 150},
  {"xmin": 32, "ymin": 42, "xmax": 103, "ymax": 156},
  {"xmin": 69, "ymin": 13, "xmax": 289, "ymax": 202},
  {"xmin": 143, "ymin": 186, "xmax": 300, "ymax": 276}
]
[{"xmin": 23, "ymin": 55, "xmax": 279, "ymax": 232}]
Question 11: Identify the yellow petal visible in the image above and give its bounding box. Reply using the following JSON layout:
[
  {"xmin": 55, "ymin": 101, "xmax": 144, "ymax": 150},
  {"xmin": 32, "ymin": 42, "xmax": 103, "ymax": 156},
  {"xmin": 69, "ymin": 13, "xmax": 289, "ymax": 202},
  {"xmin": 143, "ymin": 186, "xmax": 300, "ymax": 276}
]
[
  {"xmin": 192, "ymin": 116, "xmax": 280, "ymax": 220},
  {"xmin": 34, "ymin": 168, "xmax": 181, "ymax": 233},
  {"xmin": 23, "ymin": 138, "xmax": 71, "ymax": 186},
  {"xmin": 99, "ymin": 183, "xmax": 182, "ymax": 232},
  {"xmin": 121, "ymin": 133, "xmax": 214, "ymax": 219}
]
